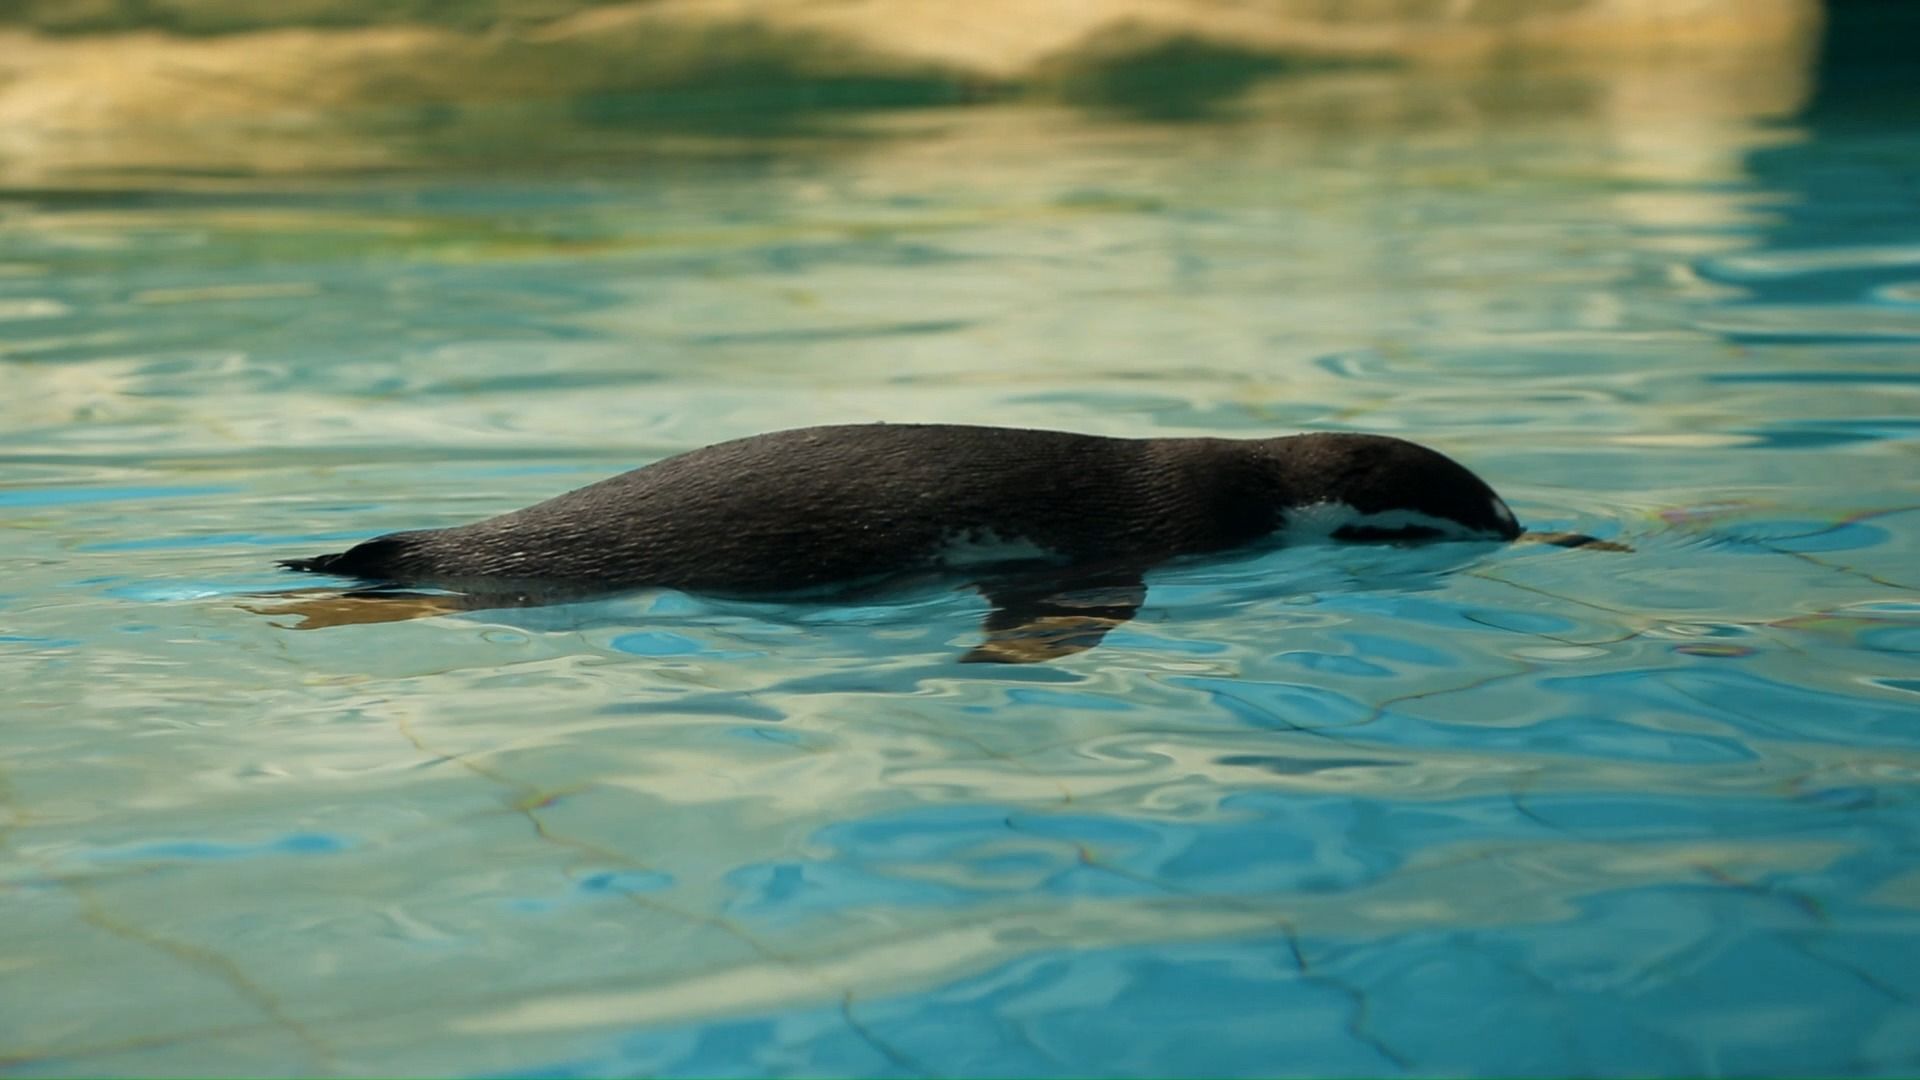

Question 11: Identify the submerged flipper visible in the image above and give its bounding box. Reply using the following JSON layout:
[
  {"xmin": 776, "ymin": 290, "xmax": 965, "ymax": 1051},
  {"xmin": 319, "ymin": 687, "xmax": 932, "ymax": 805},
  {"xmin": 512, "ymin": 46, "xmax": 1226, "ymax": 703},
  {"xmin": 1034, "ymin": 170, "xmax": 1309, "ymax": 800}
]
[
  {"xmin": 252, "ymin": 572, "xmax": 1150, "ymax": 662},
  {"xmin": 964, "ymin": 567, "xmax": 1147, "ymax": 664},
  {"xmin": 241, "ymin": 588, "xmax": 530, "ymax": 630}
]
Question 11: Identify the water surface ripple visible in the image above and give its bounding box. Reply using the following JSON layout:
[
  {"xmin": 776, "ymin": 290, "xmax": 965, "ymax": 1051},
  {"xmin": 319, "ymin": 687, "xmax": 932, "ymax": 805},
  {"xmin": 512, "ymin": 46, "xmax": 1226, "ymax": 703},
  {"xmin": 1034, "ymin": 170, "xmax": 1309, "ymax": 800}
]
[{"xmin": 3, "ymin": 67, "xmax": 1919, "ymax": 1078}]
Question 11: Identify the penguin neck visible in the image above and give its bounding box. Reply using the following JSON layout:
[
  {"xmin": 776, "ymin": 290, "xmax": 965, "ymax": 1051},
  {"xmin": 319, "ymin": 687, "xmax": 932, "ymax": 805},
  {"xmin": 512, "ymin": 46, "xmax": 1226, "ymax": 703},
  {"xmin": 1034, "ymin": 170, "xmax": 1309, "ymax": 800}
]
[
  {"xmin": 1249, "ymin": 433, "xmax": 1397, "ymax": 536},
  {"xmin": 1155, "ymin": 438, "xmax": 1293, "ymax": 551},
  {"xmin": 1259, "ymin": 433, "xmax": 1347, "ymax": 501}
]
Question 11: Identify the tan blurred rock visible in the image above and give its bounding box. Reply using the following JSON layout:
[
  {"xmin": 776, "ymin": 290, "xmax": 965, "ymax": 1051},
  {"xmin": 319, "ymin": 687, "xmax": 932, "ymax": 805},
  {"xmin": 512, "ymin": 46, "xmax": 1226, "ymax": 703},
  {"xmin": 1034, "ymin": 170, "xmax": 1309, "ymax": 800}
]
[
  {"xmin": 0, "ymin": 0, "xmax": 1822, "ymax": 181},
  {"xmin": 544, "ymin": 0, "xmax": 1820, "ymax": 77}
]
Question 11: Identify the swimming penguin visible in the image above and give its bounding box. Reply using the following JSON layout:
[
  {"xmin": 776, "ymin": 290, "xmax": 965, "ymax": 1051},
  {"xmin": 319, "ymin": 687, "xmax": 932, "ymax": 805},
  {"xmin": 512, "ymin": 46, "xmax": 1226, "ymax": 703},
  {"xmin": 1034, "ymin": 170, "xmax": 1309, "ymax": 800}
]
[{"xmin": 275, "ymin": 423, "xmax": 1610, "ymax": 661}]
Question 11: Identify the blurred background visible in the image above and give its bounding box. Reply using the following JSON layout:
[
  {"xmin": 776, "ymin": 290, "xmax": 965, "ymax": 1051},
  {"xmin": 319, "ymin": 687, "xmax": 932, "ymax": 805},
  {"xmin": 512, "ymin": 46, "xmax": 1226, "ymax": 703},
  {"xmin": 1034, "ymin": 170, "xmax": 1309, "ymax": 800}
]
[
  {"xmin": 0, "ymin": 0, "xmax": 1863, "ymax": 181},
  {"xmin": 4, "ymin": 0, "xmax": 1912, "ymax": 455}
]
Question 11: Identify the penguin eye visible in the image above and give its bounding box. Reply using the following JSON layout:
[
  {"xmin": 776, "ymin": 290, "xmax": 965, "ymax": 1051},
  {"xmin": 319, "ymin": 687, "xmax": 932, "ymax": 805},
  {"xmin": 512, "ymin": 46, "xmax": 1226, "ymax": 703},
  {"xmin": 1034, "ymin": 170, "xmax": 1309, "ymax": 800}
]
[{"xmin": 1333, "ymin": 524, "xmax": 1444, "ymax": 543}]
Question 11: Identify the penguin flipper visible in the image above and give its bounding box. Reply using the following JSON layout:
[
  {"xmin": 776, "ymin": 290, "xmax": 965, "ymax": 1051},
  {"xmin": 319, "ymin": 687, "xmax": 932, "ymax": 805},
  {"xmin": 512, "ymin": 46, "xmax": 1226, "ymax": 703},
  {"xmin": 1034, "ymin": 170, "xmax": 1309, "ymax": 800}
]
[
  {"xmin": 963, "ymin": 567, "xmax": 1147, "ymax": 664},
  {"xmin": 242, "ymin": 588, "xmax": 526, "ymax": 630}
]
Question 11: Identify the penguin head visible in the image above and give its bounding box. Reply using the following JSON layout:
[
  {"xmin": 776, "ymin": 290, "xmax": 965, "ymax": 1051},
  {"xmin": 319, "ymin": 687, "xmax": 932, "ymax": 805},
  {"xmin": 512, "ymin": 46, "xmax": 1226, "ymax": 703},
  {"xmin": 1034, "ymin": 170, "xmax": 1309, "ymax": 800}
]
[{"xmin": 1264, "ymin": 433, "xmax": 1522, "ymax": 544}]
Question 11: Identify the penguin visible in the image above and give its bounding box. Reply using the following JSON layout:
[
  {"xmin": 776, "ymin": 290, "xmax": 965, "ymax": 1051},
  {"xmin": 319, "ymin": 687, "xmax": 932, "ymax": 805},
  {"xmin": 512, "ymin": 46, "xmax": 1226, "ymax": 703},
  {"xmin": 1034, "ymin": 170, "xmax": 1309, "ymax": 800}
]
[{"xmin": 273, "ymin": 423, "xmax": 1613, "ymax": 661}]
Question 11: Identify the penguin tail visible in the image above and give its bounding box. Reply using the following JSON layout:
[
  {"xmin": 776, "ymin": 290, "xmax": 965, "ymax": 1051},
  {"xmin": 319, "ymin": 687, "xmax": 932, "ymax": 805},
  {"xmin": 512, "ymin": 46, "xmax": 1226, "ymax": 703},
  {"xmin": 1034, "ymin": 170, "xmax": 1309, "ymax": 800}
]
[
  {"xmin": 278, "ymin": 536, "xmax": 416, "ymax": 580},
  {"xmin": 279, "ymin": 552, "xmax": 338, "ymax": 573}
]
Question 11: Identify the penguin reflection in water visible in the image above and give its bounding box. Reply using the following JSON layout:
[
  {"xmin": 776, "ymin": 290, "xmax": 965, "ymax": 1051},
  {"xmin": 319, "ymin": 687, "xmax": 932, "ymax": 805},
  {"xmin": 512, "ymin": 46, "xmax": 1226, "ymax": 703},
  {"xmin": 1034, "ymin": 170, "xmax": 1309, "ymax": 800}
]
[{"xmin": 264, "ymin": 423, "xmax": 1622, "ymax": 663}]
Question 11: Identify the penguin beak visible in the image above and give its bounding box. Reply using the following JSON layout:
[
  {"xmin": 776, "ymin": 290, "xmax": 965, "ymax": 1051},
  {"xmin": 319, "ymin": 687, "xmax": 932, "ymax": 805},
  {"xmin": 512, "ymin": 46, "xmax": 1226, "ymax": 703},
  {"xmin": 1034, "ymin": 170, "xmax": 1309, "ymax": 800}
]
[{"xmin": 1518, "ymin": 531, "xmax": 1634, "ymax": 552}]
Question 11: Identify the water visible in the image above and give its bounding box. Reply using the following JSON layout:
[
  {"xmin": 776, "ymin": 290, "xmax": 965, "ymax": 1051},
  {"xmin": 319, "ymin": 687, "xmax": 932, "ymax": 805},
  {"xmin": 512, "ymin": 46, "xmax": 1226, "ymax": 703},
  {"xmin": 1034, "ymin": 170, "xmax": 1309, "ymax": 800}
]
[{"xmin": 3, "ymin": 58, "xmax": 1919, "ymax": 1078}]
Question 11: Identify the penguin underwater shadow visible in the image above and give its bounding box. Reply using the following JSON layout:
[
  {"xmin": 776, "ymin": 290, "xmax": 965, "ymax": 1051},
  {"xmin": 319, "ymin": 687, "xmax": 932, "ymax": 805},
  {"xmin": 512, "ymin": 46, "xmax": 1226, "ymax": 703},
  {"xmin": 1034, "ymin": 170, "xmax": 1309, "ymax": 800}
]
[{"xmin": 267, "ymin": 422, "xmax": 1623, "ymax": 663}]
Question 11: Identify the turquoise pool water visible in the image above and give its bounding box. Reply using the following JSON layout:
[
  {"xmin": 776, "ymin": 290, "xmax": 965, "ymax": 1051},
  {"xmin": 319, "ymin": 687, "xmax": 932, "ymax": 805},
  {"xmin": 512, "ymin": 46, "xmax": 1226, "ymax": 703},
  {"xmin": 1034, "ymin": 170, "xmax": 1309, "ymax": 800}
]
[{"xmin": 4, "ymin": 63, "xmax": 1919, "ymax": 1076}]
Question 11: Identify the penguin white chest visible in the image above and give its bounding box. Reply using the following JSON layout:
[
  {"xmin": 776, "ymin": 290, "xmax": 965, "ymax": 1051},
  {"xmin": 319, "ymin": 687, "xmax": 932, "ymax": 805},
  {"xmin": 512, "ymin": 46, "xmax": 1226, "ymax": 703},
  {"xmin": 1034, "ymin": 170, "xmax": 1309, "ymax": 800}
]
[{"xmin": 1279, "ymin": 500, "xmax": 1492, "ymax": 544}]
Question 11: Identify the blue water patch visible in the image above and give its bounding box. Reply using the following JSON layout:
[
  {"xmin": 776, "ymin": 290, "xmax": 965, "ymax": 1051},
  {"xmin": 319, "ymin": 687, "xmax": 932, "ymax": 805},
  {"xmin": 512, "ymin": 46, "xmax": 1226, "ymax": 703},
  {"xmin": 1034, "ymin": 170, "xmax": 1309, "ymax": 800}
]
[
  {"xmin": 101, "ymin": 580, "xmax": 259, "ymax": 601},
  {"xmin": 1274, "ymin": 649, "xmax": 1395, "ymax": 678},
  {"xmin": 1308, "ymin": 890, "xmax": 1915, "ymax": 1076},
  {"xmin": 1103, "ymin": 624, "xmax": 1229, "ymax": 654},
  {"xmin": 1652, "ymin": 667, "xmax": 1920, "ymax": 746},
  {"xmin": 1707, "ymin": 370, "xmax": 1920, "ymax": 385},
  {"xmin": 0, "ymin": 484, "xmax": 234, "ymax": 508},
  {"xmin": 1848, "ymin": 600, "xmax": 1920, "ymax": 616},
  {"xmin": 1338, "ymin": 631, "xmax": 1456, "ymax": 668},
  {"xmin": 719, "ymin": 792, "xmax": 1571, "ymax": 930},
  {"xmin": 1005, "ymin": 686, "xmax": 1133, "ymax": 711},
  {"xmin": 78, "ymin": 530, "xmax": 352, "ymax": 552},
  {"xmin": 1855, "ymin": 623, "xmax": 1920, "ymax": 655},
  {"xmin": 1171, "ymin": 675, "xmax": 1377, "ymax": 732},
  {"xmin": 504, "ymin": 888, "xmax": 1920, "ymax": 1078},
  {"xmin": 81, "ymin": 832, "xmax": 352, "ymax": 863},
  {"xmin": 609, "ymin": 631, "xmax": 707, "ymax": 656},
  {"xmin": 1698, "ymin": 517, "xmax": 1894, "ymax": 553},
  {"xmin": 0, "ymin": 634, "xmax": 82, "ymax": 648},
  {"xmin": 501, "ymin": 936, "xmax": 1404, "ymax": 1079},
  {"xmin": 577, "ymin": 869, "xmax": 674, "ymax": 895},
  {"xmin": 1513, "ymin": 789, "xmax": 1828, "ymax": 840},
  {"xmin": 725, "ymin": 858, "xmax": 995, "ymax": 922},
  {"xmin": 1737, "ymin": 418, "xmax": 1920, "ymax": 449}
]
